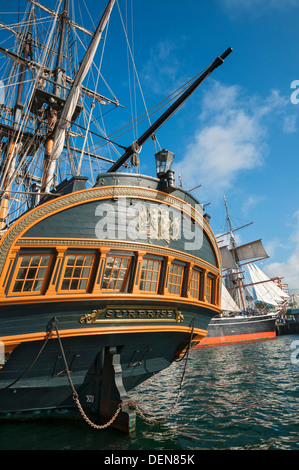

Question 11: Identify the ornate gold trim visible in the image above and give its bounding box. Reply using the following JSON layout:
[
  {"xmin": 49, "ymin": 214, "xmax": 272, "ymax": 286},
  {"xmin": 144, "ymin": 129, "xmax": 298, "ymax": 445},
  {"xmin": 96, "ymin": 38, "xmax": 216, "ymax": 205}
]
[
  {"xmin": 0, "ymin": 185, "xmax": 220, "ymax": 277},
  {"xmin": 1, "ymin": 324, "xmax": 207, "ymax": 346},
  {"xmin": 16, "ymin": 237, "xmax": 219, "ymax": 274},
  {"xmin": 79, "ymin": 305, "xmax": 184, "ymax": 324}
]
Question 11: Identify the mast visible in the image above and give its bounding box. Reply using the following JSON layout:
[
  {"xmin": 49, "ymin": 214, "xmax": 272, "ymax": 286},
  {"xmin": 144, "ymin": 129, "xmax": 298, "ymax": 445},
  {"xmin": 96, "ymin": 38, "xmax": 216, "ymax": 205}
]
[
  {"xmin": 0, "ymin": 7, "xmax": 34, "ymax": 230},
  {"xmin": 220, "ymin": 203, "xmax": 279, "ymax": 311},
  {"xmin": 224, "ymin": 195, "xmax": 236, "ymax": 248},
  {"xmin": 42, "ymin": 0, "xmax": 116, "ymax": 193},
  {"xmin": 224, "ymin": 196, "xmax": 247, "ymax": 311},
  {"xmin": 104, "ymin": 48, "xmax": 233, "ymax": 174},
  {"xmin": 41, "ymin": 0, "xmax": 68, "ymax": 193}
]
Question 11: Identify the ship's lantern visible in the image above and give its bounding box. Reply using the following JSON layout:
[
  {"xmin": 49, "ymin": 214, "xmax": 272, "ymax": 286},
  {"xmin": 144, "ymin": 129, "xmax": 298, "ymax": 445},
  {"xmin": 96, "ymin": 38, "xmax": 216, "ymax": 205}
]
[
  {"xmin": 155, "ymin": 149, "xmax": 176, "ymax": 193},
  {"xmin": 155, "ymin": 149, "xmax": 174, "ymax": 178}
]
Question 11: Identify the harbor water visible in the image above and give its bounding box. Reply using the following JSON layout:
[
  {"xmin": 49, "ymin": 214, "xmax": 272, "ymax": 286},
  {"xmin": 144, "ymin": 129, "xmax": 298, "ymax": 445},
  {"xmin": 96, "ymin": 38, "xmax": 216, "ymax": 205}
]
[{"xmin": 0, "ymin": 334, "xmax": 298, "ymax": 451}]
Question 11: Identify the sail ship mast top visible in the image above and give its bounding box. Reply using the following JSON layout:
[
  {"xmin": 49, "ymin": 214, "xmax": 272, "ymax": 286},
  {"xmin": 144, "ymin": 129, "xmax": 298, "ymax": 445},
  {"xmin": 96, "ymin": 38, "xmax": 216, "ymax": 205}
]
[
  {"xmin": 0, "ymin": 5, "xmax": 35, "ymax": 230},
  {"xmin": 0, "ymin": 0, "xmax": 236, "ymax": 431},
  {"xmin": 223, "ymin": 195, "xmax": 248, "ymax": 311},
  {"xmin": 42, "ymin": 0, "xmax": 116, "ymax": 193},
  {"xmin": 0, "ymin": 0, "xmax": 232, "ymax": 235},
  {"xmin": 0, "ymin": 0, "xmax": 120, "ymax": 232},
  {"xmin": 219, "ymin": 197, "xmax": 288, "ymax": 312}
]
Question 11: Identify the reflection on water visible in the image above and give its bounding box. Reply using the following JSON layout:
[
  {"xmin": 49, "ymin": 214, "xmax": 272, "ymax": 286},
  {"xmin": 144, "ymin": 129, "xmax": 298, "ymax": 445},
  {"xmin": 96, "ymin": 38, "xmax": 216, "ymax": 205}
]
[
  {"xmin": 0, "ymin": 335, "xmax": 298, "ymax": 450},
  {"xmin": 128, "ymin": 335, "xmax": 299, "ymax": 450}
]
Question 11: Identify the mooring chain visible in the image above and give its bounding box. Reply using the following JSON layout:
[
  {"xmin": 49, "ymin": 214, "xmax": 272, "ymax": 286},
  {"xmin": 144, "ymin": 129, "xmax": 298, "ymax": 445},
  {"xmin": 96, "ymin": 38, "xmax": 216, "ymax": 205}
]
[
  {"xmin": 122, "ymin": 318, "xmax": 195, "ymax": 426},
  {"xmin": 63, "ymin": 317, "xmax": 195, "ymax": 429},
  {"xmin": 1, "ymin": 316, "xmax": 194, "ymax": 429},
  {"xmin": 73, "ymin": 395, "xmax": 126, "ymax": 430}
]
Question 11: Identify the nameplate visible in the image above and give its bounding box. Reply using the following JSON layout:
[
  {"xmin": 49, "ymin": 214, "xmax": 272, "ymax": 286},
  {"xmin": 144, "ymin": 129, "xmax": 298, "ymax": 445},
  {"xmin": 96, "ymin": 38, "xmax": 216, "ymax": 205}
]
[{"xmin": 79, "ymin": 306, "xmax": 184, "ymax": 324}]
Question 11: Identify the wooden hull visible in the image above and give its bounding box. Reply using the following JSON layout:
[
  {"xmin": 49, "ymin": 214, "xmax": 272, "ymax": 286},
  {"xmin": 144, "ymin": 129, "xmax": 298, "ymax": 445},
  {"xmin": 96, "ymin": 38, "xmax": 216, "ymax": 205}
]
[
  {"xmin": 0, "ymin": 299, "xmax": 215, "ymax": 430},
  {"xmin": 0, "ymin": 174, "xmax": 222, "ymax": 430}
]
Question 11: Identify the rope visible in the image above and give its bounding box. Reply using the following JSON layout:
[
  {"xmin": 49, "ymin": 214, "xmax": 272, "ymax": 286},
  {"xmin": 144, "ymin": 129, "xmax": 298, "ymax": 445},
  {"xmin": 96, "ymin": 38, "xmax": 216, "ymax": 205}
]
[
  {"xmin": 0, "ymin": 316, "xmax": 194, "ymax": 430},
  {"xmin": 125, "ymin": 318, "xmax": 195, "ymax": 425},
  {"xmin": 53, "ymin": 317, "xmax": 195, "ymax": 429},
  {"xmin": 0, "ymin": 317, "xmax": 57, "ymax": 391}
]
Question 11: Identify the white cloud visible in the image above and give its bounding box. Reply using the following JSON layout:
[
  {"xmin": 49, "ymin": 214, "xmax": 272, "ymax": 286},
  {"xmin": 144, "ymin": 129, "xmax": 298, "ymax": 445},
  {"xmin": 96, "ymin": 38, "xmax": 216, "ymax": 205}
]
[
  {"xmin": 173, "ymin": 81, "xmax": 294, "ymax": 200},
  {"xmin": 221, "ymin": 0, "xmax": 299, "ymax": 12},
  {"xmin": 141, "ymin": 40, "xmax": 187, "ymax": 96},
  {"xmin": 264, "ymin": 210, "xmax": 299, "ymax": 288},
  {"xmin": 241, "ymin": 194, "xmax": 266, "ymax": 216},
  {"xmin": 174, "ymin": 82, "xmax": 266, "ymax": 197},
  {"xmin": 264, "ymin": 238, "xmax": 287, "ymax": 259},
  {"xmin": 282, "ymin": 114, "xmax": 297, "ymax": 133}
]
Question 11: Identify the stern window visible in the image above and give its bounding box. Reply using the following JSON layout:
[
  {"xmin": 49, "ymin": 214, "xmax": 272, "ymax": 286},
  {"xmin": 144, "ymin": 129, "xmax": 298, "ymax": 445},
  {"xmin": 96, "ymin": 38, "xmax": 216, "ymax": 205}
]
[
  {"xmin": 190, "ymin": 268, "xmax": 201, "ymax": 299},
  {"xmin": 168, "ymin": 263, "xmax": 184, "ymax": 296},
  {"xmin": 102, "ymin": 256, "xmax": 132, "ymax": 292},
  {"xmin": 12, "ymin": 254, "xmax": 52, "ymax": 294},
  {"xmin": 139, "ymin": 258, "xmax": 161, "ymax": 293},
  {"xmin": 206, "ymin": 274, "xmax": 215, "ymax": 304},
  {"xmin": 60, "ymin": 254, "xmax": 94, "ymax": 292}
]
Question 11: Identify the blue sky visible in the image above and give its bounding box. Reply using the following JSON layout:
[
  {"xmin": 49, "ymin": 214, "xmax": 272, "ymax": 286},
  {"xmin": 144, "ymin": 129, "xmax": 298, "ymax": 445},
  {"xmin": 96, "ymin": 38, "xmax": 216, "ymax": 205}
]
[
  {"xmin": 1, "ymin": 0, "xmax": 299, "ymax": 289},
  {"xmin": 110, "ymin": 0, "xmax": 299, "ymax": 289}
]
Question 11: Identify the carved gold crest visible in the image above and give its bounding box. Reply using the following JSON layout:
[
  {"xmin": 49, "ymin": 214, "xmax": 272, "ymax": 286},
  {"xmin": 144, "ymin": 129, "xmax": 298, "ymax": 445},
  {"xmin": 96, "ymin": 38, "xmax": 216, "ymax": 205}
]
[{"xmin": 137, "ymin": 207, "xmax": 180, "ymax": 243}]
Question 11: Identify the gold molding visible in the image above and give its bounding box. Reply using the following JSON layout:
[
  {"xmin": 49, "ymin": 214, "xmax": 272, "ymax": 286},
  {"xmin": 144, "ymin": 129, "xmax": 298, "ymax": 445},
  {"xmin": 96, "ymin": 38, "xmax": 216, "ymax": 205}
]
[
  {"xmin": 0, "ymin": 185, "xmax": 221, "ymax": 277},
  {"xmin": 0, "ymin": 325, "xmax": 207, "ymax": 346},
  {"xmin": 16, "ymin": 237, "xmax": 220, "ymax": 274},
  {"xmin": 78, "ymin": 305, "xmax": 185, "ymax": 324}
]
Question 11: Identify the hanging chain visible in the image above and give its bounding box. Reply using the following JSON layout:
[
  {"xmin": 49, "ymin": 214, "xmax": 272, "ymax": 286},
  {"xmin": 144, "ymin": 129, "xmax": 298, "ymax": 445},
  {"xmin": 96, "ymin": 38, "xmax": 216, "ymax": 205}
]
[
  {"xmin": 1, "ymin": 317, "xmax": 194, "ymax": 429},
  {"xmin": 54, "ymin": 317, "xmax": 195, "ymax": 429}
]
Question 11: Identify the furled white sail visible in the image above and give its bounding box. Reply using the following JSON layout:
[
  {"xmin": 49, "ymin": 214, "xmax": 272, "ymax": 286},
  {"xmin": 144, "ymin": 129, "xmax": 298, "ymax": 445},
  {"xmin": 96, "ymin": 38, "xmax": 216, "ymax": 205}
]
[
  {"xmin": 247, "ymin": 263, "xmax": 286, "ymax": 306},
  {"xmin": 221, "ymin": 282, "xmax": 241, "ymax": 312},
  {"xmin": 219, "ymin": 196, "xmax": 283, "ymax": 312},
  {"xmin": 44, "ymin": 0, "xmax": 115, "ymax": 192},
  {"xmin": 252, "ymin": 264, "xmax": 288, "ymax": 300}
]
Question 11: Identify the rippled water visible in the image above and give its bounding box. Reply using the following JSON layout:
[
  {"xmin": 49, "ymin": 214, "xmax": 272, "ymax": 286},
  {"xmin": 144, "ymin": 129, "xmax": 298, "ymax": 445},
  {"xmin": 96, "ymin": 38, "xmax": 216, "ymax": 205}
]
[{"xmin": 0, "ymin": 335, "xmax": 298, "ymax": 450}]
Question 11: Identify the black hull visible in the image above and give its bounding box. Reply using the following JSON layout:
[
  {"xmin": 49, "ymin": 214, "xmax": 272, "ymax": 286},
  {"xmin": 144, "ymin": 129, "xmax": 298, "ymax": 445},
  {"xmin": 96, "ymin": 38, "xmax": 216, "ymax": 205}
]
[
  {"xmin": 0, "ymin": 331, "xmax": 185, "ymax": 412},
  {"xmin": 0, "ymin": 299, "xmax": 215, "ymax": 429},
  {"xmin": 196, "ymin": 314, "xmax": 277, "ymax": 347},
  {"xmin": 0, "ymin": 174, "xmax": 222, "ymax": 431}
]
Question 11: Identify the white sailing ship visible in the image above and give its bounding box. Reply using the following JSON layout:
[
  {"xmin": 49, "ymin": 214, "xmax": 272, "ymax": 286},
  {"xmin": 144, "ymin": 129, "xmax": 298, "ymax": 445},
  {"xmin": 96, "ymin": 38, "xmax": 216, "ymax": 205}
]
[{"xmin": 197, "ymin": 197, "xmax": 288, "ymax": 347}]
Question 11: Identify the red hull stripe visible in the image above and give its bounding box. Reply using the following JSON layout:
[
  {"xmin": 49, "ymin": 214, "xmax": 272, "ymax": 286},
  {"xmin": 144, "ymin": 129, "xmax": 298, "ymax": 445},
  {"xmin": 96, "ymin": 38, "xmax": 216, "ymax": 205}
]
[{"xmin": 196, "ymin": 331, "xmax": 276, "ymax": 347}]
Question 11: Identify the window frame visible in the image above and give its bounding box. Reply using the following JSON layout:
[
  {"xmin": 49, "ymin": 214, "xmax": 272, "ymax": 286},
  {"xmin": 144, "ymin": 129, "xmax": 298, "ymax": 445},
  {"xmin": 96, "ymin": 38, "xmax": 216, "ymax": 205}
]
[
  {"xmin": 205, "ymin": 273, "xmax": 215, "ymax": 304},
  {"xmin": 139, "ymin": 256, "xmax": 162, "ymax": 294},
  {"xmin": 8, "ymin": 252, "xmax": 54, "ymax": 296},
  {"xmin": 167, "ymin": 261, "xmax": 185, "ymax": 296},
  {"xmin": 189, "ymin": 267, "xmax": 203, "ymax": 300},
  {"xmin": 57, "ymin": 252, "xmax": 96, "ymax": 294},
  {"xmin": 101, "ymin": 254, "xmax": 133, "ymax": 292}
]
